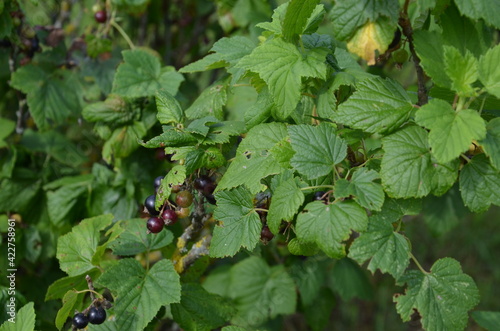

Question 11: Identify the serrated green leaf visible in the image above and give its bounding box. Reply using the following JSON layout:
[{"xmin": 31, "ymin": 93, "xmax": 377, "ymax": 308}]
[
  {"xmin": 335, "ymin": 168, "xmax": 385, "ymax": 211},
  {"xmin": 210, "ymin": 187, "xmax": 261, "ymax": 257},
  {"xmin": 267, "ymin": 177, "xmax": 304, "ymax": 234},
  {"xmin": 335, "ymin": 77, "xmax": 413, "ymax": 134},
  {"xmin": 96, "ymin": 259, "xmax": 180, "ymax": 330},
  {"xmin": 107, "ymin": 219, "xmax": 174, "ymax": 256},
  {"xmin": 0, "ymin": 118, "xmax": 15, "ymax": 148},
  {"xmin": 283, "ymin": 0, "xmax": 320, "ymax": 41},
  {"xmin": 140, "ymin": 128, "xmax": 198, "ymax": 148},
  {"xmin": 459, "ymin": 154, "xmax": 500, "ymax": 212},
  {"xmin": 348, "ymin": 213, "xmax": 410, "ymax": 279},
  {"xmin": 82, "ymin": 95, "xmax": 135, "ymax": 124},
  {"xmin": 0, "ymin": 302, "xmax": 35, "ymax": 331},
  {"xmin": 471, "ymin": 311, "xmax": 500, "ymax": 331},
  {"xmin": 112, "ymin": 49, "xmax": 184, "ymax": 98},
  {"xmin": 289, "ymin": 123, "xmax": 347, "ymax": 179},
  {"xmin": 381, "ymin": 126, "xmax": 436, "ymax": 198},
  {"xmin": 229, "ymin": 256, "xmax": 297, "ymax": 326},
  {"xmin": 479, "ymin": 45, "xmax": 500, "ymax": 98},
  {"xmin": 422, "ymin": 185, "xmax": 467, "ymax": 236},
  {"xmin": 413, "ymin": 30, "xmax": 451, "ymax": 88},
  {"xmin": 296, "ymin": 201, "xmax": 368, "ymax": 258},
  {"xmin": 56, "ymin": 214, "xmax": 114, "ymax": 276},
  {"xmin": 329, "ymin": 258, "xmax": 373, "ymax": 300},
  {"xmin": 156, "ymin": 164, "xmax": 186, "ymax": 210},
  {"xmin": 237, "ymin": 38, "xmax": 328, "ymax": 119},
  {"xmin": 394, "ymin": 258, "xmax": 480, "ymax": 331},
  {"xmin": 185, "ymin": 77, "xmax": 230, "ymax": 120},
  {"xmin": 244, "ymin": 88, "xmax": 273, "ymax": 130},
  {"xmin": 10, "ymin": 65, "xmax": 82, "ymax": 130},
  {"xmin": 171, "ymin": 283, "xmax": 236, "ymax": 331},
  {"xmin": 216, "ymin": 123, "xmax": 288, "ymax": 193},
  {"xmin": 443, "ymin": 46, "xmax": 478, "ymax": 97},
  {"xmin": 454, "ymin": 0, "xmax": 500, "ymax": 29},
  {"xmin": 287, "ymin": 238, "xmax": 319, "ymax": 256},
  {"xmin": 156, "ymin": 90, "xmax": 184, "ymax": 125},
  {"xmin": 480, "ymin": 118, "xmax": 500, "ymax": 171},
  {"xmin": 45, "ymin": 269, "xmax": 101, "ymax": 301},
  {"xmin": 55, "ymin": 290, "xmax": 78, "ymax": 330},
  {"xmin": 430, "ymin": 159, "xmax": 460, "ymax": 197},
  {"xmin": 204, "ymin": 121, "xmax": 246, "ymax": 145},
  {"xmin": 102, "ymin": 121, "xmax": 147, "ymax": 162},
  {"xmin": 415, "ymin": 99, "xmax": 486, "ymax": 163}
]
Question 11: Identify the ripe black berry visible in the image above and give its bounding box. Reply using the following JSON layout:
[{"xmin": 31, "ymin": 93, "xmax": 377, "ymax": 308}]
[
  {"xmin": 94, "ymin": 10, "xmax": 107, "ymax": 23},
  {"xmin": 144, "ymin": 195, "xmax": 160, "ymax": 216},
  {"xmin": 194, "ymin": 175, "xmax": 215, "ymax": 195},
  {"xmin": 88, "ymin": 306, "xmax": 106, "ymax": 325},
  {"xmin": 147, "ymin": 217, "xmax": 164, "ymax": 233},
  {"xmin": 205, "ymin": 194, "xmax": 216, "ymax": 205},
  {"xmin": 72, "ymin": 313, "xmax": 89, "ymax": 329},
  {"xmin": 260, "ymin": 225, "xmax": 274, "ymax": 243},
  {"xmin": 161, "ymin": 209, "xmax": 178, "ymax": 225},
  {"xmin": 176, "ymin": 190, "xmax": 193, "ymax": 208},
  {"xmin": 313, "ymin": 191, "xmax": 328, "ymax": 204},
  {"xmin": 153, "ymin": 176, "xmax": 164, "ymax": 190}
]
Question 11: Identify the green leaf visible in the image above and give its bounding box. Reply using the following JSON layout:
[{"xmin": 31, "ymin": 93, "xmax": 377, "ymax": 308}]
[
  {"xmin": 156, "ymin": 164, "xmax": 186, "ymax": 210},
  {"xmin": 0, "ymin": 118, "xmax": 15, "ymax": 148},
  {"xmin": 96, "ymin": 259, "xmax": 181, "ymax": 330},
  {"xmin": 56, "ymin": 214, "xmax": 114, "ymax": 276},
  {"xmin": 140, "ymin": 128, "xmax": 198, "ymax": 148},
  {"xmin": 296, "ymin": 201, "xmax": 368, "ymax": 258},
  {"xmin": 283, "ymin": 0, "xmax": 320, "ymax": 41},
  {"xmin": 443, "ymin": 46, "xmax": 478, "ymax": 97},
  {"xmin": 267, "ymin": 177, "xmax": 305, "ymax": 234},
  {"xmin": 335, "ymin": 77, "xmax": 413, "ymax": 134},
  {"xmin": 303, "ymin": 287, "xmax": 335, "ymax": 331},
  {"xmin": 394, "ymin": 258, "xmax": 480, "ymax": 331},
  {"xmin": 380, "ymin": 126, "xmax": 435, "ymax": 198},
  {"xmin": 55, "ymin": 290, "xmax": 78, "ymax": 330},
  {"xmin": 85, "ymin": 34, "xmax": 112, "ymax": 58},
  {"xmin": 348, "ymin": 213, "xmax": 410, "ymax": 279},
  {"xmin": 108, "ymin": 219, "xmax": 174, "ymax": 256},
  {"xmin": 415, "ymin": 99, "xmax": 486, "ymax": 163},
  {"xmin": 471, "ymin": 311, "xmax": 500, "ymax": 331},
  {"xmin": 237, "ymin": 38, "xmax": 328, "ymax": 119},
  {"xmin": 422, "ymin": 185, "xmax": 467, "ymax": 236},
  {"xmin": 155, "ymin": 90, "xmax": 184, "ymax": 125},
  {"xmin": 0, "ymin": 302, "xmax": 35, "ymax": 331},
  {"xmin": 459, "ymin": 154, "xmax": 500, "ymax": 212},
  {"xmin": 45, "ymin": 269, "xmax": 101, "ymax": 301},
  {"xmin": 112, "ymin": 49, "xmax": 184, "ymax": 98},
  {"xmin": 479, "ymin": 45, "xmax": 500, "ymax": 99},
  {"xmin": 413, "ymin": 30, "xmax": 451, "ymax": 88},
  {"xmin": 480, "ymin": 118, "xmax": 500, "ymax": 171},
  {"xmin": 10, "ymin": 65, "xmax": 82, "ymax": 130},
  {"xmin": 216, "ymin": 123, "xmax": 288, "ymax": 193},
  {"xmin": 82, "ymin": 95, "xmax": 135, "ymax": 124},
  {"xmin": 289, "ymin": 123, "xmax": 347, "ymax": 179},
  {"xmin": 329, "ymin": 258, "xmax": 373, "ymax": 300},
  {"xmin": 455, "ymin": 0, "xmax": 500, "ymax": 29},
  {"xmin": 229, "ymin": 256, "xmax": 296, "ymax": 326},
  {"xmin": 102, "ymin": 121, "xmax": 147, "ymax": 162},
  {"xmin": 289, "ymin": 258, "xmax": 328, "ymax": 306},
  {"xmin": 171, "ymin": 283, "xmax": 236, "ymax": 331},
  {"xmin": 244, "ymin": 88, "xmax": 274, "ymax": 129},
  {"xmin": 210, "ymin": 187, "xmax": 261, "ymax": 258},
  {"xmin": 335, "ymin": 168, "xmax": 385, "ymax": 211},
  {"xmin": 185, "ymin": 77, "xmax": 230, "ymax": 120}
]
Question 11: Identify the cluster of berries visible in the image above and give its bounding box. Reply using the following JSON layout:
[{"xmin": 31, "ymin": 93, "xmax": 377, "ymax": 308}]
[{"xmin": 72, "ymin": 306, "xmax": 106, "ymax": 329}]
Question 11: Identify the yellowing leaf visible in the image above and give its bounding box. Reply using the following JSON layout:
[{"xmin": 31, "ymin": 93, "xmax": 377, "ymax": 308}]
[{"xmin": 347, "ymin": 19, "xmax": 394, "ymax": 65}]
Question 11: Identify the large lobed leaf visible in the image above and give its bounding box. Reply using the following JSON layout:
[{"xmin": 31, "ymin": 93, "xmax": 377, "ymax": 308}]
[
  {"xmin": 334, "ymin": 168, "xmax": 385, "ymax": 211},
  {"xmin": 267, "ymin": 176, "xmax": 305, "ymax": 234}
]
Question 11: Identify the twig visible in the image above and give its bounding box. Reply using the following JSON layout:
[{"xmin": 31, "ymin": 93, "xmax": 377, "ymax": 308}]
[{"xmin": 399, "ymin": 0, "xmax": 428, "ymax": 106}]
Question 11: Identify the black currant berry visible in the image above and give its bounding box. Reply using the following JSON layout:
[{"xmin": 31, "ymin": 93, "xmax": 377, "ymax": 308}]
[
  {"xmin": 176, "ymin": 190, "xmax": 194, "ymax": 208},
  {"xmin": 147, "ymin": 217, "xmax": 164, "ymax": 233},
  {"xmin": 194, "ymin": 175, "xmax": 215, "ymax": 195},
  {"xmin": 260, "ymin": 225, "xmax": 274, "ymax": 242},
  {"xmin": 153, "ymin": 176, "xmax": 164, "ymax": 190},
  {"xmin": 88, "ymin": 306, "xmax": 107, "ymax": 325},
  {"xmin": 205, "ymin": 194, "xmax": 216, "ymax": 205},
  {"xmin": 144, "ymin": 195, "xmax": 160, "ymax": 216},
  {"xmin": 313, "ymin": 191, "xmax": 328, "ymax": 204},
  {"xmin": 94, "ymin": 10, "xmax": 107, "ymax": 23},
  {"xmin": 72, "ymin": 313, "xmax": 89, "ymax": 329},
  {"xmin": 161, "ymin": 209, "xmax": 178, "ymax": 225}
]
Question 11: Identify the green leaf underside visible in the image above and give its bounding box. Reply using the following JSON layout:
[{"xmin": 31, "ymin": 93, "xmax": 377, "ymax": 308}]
[
  {"xmin": 459, "ymin": 154, "xmax": 500, "ymax": 212},
  {"xmin": 349, "ymin": 213, "xmax": 410, "ymax": 279},
  {"xmin": 267, "ymin": 177, "xmax": 305, "ymax": 234},
  {"xmin": 112, "ymin": 49, "xmax": 184, "ymax": 98},
  {"xmin": 479, "ymin": 45, "xmax": 500, "ymax": 98},
  {"xmin": 335, "ymin": 77, "xmax": 413, "ymax": 134},
  {"xmin": 216, "ymin": 123, "xmax": 288, "ymax": 193},
  {"xmin": 237, "ymin": 38, "xmax": 328, "ymax": 119},
  {"xmin": 56, "ymin": 214, "xmax": 114, "ymax": 276},
  {"xmin": 415, "ymin": 99, "xmax": 486, "ymax": 163},
  {"xmin": 210, "ymin": 187, "xmax": 261, "ymax": 257},
  {"xmin": 480, "ymin": 118, "xmax": 500, "ymax": 171},
  {"xmin": 334, "ymin": 168, "xmax": 385, "ymax": 211},
  {"xmin": 229, "ymin": 256, "xmax": 297, "ymax": 326},
  {"xmin": 171, "ymin": 283, "xmax": 236, "ymax": 331},
  {"xmin": 296, "ymin": 201, "xmax": 368, "ymax": 258},
  {"xmin": 289, "ymin": 123, "xmax": 347, "ymax": 179},
  {"xmin": 394, "ymin": 258, "xmax": 480, "ymax": 331},
  {"xmin": 96, "ymin": 259, "xmax": 181, "ymax": 330}
]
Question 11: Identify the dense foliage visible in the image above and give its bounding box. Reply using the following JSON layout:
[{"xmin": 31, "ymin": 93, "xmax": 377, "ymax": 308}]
[{"xmin": 1, "ymin": 0, "xmax": 500, "ymax": 330}]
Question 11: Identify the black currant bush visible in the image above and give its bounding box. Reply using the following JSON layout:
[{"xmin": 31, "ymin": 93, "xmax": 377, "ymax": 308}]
[{"xmin": 1, "ymin": 0, "xmax": 500, "ymax": 330}]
